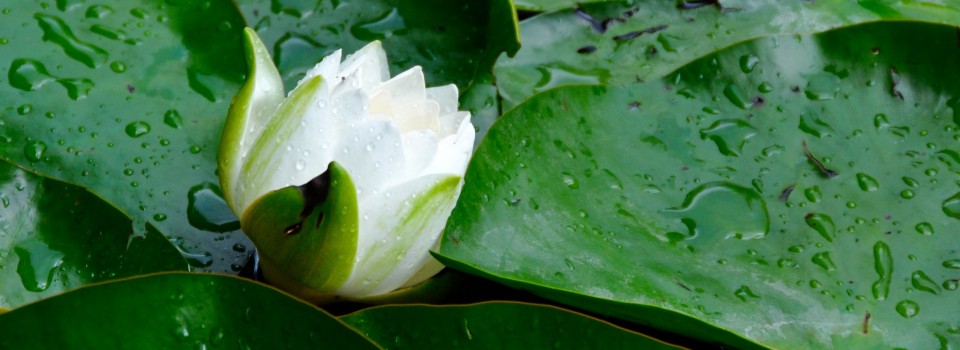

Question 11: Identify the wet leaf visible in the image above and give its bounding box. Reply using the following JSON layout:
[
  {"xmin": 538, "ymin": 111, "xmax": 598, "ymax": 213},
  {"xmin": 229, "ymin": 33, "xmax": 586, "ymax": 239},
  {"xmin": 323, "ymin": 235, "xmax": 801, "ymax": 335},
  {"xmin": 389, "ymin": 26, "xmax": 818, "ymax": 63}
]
[
  {"xmin": 0, "ymin": 162, "xmax": 186, "ymax": 309},
  {"xmin": 0, "ymin": 273, "xmax": 377, "ymax": 348},
  {"xmin": 496, "ymin": 0, "xmax": 960, "ymax": 109},
  {"xmin": 440, "ymin": 22, "xmax": 960, "ymax": 349},
  {"xmin": 342, "ymin": 302, "xmax": 681, "ymax": 349},
  {"xmin": 0, "ymin": 1, "xmax": 251, "ymax": 272},
  {"xmin": 514, "ymin": 0, "xmax": 615, "ymax": 13}
]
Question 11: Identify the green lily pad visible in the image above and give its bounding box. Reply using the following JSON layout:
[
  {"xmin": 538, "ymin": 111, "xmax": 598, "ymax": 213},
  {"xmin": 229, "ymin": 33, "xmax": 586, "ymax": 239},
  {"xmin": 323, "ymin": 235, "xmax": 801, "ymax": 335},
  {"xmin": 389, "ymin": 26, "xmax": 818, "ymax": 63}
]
[
  {"xmin": 514, "ymin": 0, "xmax": 612, "ymax": 12},
  {"xmin": 495, "ymin": 0, "xmax": 960, "ymax": 109},
  {"xmin": 234, "ymin": 0, "xmax": 519, "ymax": 141},
  {"xmin": 0, "ymin": 273, "xmax": 377, "ymax": 348},
  {"xmin": 440, "ymin": 21, "xmax": 960, "ymax": 349},
  {"xmin": 0, "ymin": 1, "xmax": 252, "ymax": 272},
  {"xmin": 0, "ymin": 161, "xmax": 186, "ymax": 309},
  {"xmin": 342, "ymin": 302, "xmax": 682, "ymax": 349}
]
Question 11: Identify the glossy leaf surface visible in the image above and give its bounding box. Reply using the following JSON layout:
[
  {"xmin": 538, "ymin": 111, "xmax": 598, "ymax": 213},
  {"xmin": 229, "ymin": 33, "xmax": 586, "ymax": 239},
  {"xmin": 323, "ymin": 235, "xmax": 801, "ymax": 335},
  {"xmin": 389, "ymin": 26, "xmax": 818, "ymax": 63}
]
[
  {"xmin": 0, "ymin": 273, "xmax": 377, "ymax": 348},
  {"xmin": 441, "ymin": 22, "xmax": 960, "ymax": 349},
  {"xmin": 513, "ymin": 0, "xmax": 611, "ymax": 12},
  {"xmin": 496, "ymin": 0, "xmax": 960, "ymax": 109},
  {"xmin": 0, "ymin": 1, "xmax": 251, "ymax": 272},
  {"xmin": 0, "ymin": 162, "xmax": 186, "ymax": 309},
  {"xmin": 342, "ymin": 302, "xmax": 682, "ymax": 349}
]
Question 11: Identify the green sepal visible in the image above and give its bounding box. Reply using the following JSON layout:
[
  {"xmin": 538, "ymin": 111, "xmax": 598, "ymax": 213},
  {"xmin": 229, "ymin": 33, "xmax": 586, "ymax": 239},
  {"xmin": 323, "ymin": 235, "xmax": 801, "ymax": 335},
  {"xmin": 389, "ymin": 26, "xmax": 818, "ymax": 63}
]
[
  {"xmin": 242, "ymin": 162, "xmax": 359, "ymax": 303},
  {"xmin": 219, "ymin": 27, "xmax": 284, "ymax": 215}
]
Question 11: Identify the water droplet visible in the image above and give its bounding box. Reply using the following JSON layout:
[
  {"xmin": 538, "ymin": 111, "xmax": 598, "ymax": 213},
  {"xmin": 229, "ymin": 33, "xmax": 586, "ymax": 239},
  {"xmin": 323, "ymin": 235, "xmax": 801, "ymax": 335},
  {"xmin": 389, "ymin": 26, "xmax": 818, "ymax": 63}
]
[
  {"xmin": 943, "ymin": 280, "xmax": 959, "ymax": 290},
  {"xmin": 8, "ymin": 59, "xmax": 93, "ymax": 100},
  {"xmin": 900, "ymin": 190, "xmax": 915, "ymax": 199},
  {"xmin": 804, "ymin": 74, "xmax": 839, "ymax": 100},
  {"xmin": 872, "ymin": 241, "xmax": 893, "ymax": 301},
  {"xmin": 125, "ymin": 121, "xmax": 151, "ymax": 138},
  {"xmin": 533, "ymin": 65, "xmax": 606, "ymax": 91},
  {"xmin": 232, "ymin": 243, "xmax": 247, "ymax": 253},
  {"xmin": 943, "ymin": 260, "xmax": 960, "ymax": 269},
  {"xmin": 175, "ymin": 325, "xmax": 190, "ymax": 339},
  {"xmin": 14, "ymin": 240, "xmax": 65, "ymax": 292},
  {"xmin": 109, "ymin": 61, "xmax": 126, "ymax": 73},
  {"xmin": 723, "ymin": 83, "xmax": 751, "ymax": 109},
  {"xmin": 17, "ymin": 104, "xmax": 33, "ymax": 115},
  {"xmin": 187, "ymin": 67, "xmax": 216, "ymax": 102},
  {"xmin": 799, "ymin": 114, "xmax": 834, "ymax": 138},
  {"xmin": 804, "ymin": 186, "xmax": 822, "ymax": 203},
  {"xmin": 295, "ymin": 158, "xmax": 306, "ymax": 170},
  {"xmin": 734, "ymin": 285, "xmax": 760, "ymax": 301},
  {"xmin": 942, "ymin": 193, "xmax": 960, "ymax": 220},
  {"xmin": 189, "ymin": 145, "xmax": 202, "ymax": 154},
  {"xmin": 777, "ymin": 258, "xmax": 797, "ymax": 268},
  {"xmin": 676, "ymin": 87, "xmax": 696, "ymax": 99},
  {"xmin": 856, "ymin": 173, "xmax": 879, "ymax": 192},
  {"xmin": 85, "ymin": 5, "xmax": 113, "ymax": 19},
  {"xmin": 895, "ymin": 300, "xmax": 919, "ymax": 318},
  {"xmin": 909, "ymin": 222, "xmax": 933, "ymax": 236},
  {"xmin": 910, "ymin": 270, "xmax": 940, "ymax": 295},
  {"xmin": 561, "ymin": 173, "xmax": 579, "ymax": 189},
  {"xmin": 739, "ymin": 54, "xmax": 759, "ymax": 73},
  {"xmin": 35, "ymin": 14, "xmax": 108, "ymax": 68},
  {"xmin": 748, "ymin": 83, "xmax": 772, "ymax": 98},
  {"xmin": 699, "ymin": 119, "xmax": 757, "ymax": 157},
  {"xmin": 664, "ymin": 182, "xmax": 769, "ymax": 242},
  {"xmin": 804, "ymin": 213, "xmax": 836, "ymax": 242},
  {"xmin": 187, "ymin": 183, "xmax": 240, "ymax": 232},
  {"xmin": 153, "ymin": 213, "xmax": 167, "ymax": 221},
  {"xmin": 811, "ymin": 252, "xmax": 837, "ymax": 271},
  {"xmin": 23, "ymin": 141, "xmax": 47, "ymax": 162}
]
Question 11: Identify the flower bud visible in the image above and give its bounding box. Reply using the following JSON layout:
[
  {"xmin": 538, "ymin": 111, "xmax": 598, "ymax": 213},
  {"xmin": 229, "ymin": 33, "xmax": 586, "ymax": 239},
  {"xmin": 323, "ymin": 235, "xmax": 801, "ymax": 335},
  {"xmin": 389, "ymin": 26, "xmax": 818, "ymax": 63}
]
[{"xmin": 219, "ymin": 28, "xmax": 474, "ymax": 301}]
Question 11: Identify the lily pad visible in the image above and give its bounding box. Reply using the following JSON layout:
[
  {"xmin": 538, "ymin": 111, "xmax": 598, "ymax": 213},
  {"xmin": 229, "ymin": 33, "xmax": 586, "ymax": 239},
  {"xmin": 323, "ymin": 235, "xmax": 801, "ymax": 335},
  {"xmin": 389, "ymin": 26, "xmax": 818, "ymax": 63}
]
[
  {"xmin": 495, "ymin": 0, "xmax": 960, "ymax": 109},
  {"xmin": 0, "ymin": 273, "xmax": 377, "ymax": 348},
  {"xmin": 0, "ymin": 1, "xmax": 251, "ymax": 272},
  {"xmin": 440, "ymin": 21, "xmax": 960, "ymax": 349},
  {"xmin": 0, "ymin": 161, "xmax": 186, "ymax": 309},
  {"xmin": 342, "ymin": 302, "xmax": 682, "ymax": 349},
  {"xmin": 514, "ymin": 0, "xmax": 614, "ymax": 13}
]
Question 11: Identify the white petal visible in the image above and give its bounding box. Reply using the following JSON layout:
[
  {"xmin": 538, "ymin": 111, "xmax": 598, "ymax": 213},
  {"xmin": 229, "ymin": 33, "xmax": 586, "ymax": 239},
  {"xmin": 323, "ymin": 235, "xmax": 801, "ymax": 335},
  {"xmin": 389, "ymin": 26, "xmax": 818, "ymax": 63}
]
[
  {"xmin": 331, "ymin": 118, "xmax": 406, "ymax": 196},
  {"xmin": 372, "ymin": 66, "xmax": 426, "ymax": 102},
  {"xmin": 298, "ymin": 49, "xmax": 341, "ymax": 91},
  {"xmin": 438, "ymin": 111, "xmax": 469, "ymax": 138},
  {"xmin": 337, "ymin": 41, "xmax": 390, "ymax": 93},
  {"xmin": 420, "ymin": 115, "xmax": 474, "ymax": 177},
  {"xmin": 398, "ymin": 252, "xmax": 445, "ymax": 289},
  {"xmin": 400, "ymin": 130, "xmax": 438, "ymax": 178},
  {"xmin": 391, "ymin": 99, "xmax": 440, "ymax": 133},
  {"xmin": 241, "ymin": 79, "xmax": 336, "ymax": 206},
  {"xmin": 337, "ymin": 174, "xmax": 462, "ymax": 297},
  {"xmin": 425, "ymin": 84, "xmax": 459, "ymax": 115},
  {"xmin": 367, "ymin": 89, "xmax": 393, "ymax": 117}
]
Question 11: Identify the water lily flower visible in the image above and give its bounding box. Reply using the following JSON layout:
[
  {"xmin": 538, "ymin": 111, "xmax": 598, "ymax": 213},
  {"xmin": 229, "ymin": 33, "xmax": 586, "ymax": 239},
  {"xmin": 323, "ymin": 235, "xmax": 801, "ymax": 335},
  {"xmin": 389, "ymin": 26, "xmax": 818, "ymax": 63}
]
[{"xmin": 218, "ymin": 28, "xmax": 474, "ymax": 302}]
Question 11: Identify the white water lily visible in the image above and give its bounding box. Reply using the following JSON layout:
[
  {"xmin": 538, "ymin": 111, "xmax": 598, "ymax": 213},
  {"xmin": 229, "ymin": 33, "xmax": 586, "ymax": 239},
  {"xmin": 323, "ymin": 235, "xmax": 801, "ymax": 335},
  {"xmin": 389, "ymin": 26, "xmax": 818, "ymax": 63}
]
[{"xmin": 219, "ymin": 28, "xmax": 474, "ymax": 301}]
